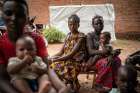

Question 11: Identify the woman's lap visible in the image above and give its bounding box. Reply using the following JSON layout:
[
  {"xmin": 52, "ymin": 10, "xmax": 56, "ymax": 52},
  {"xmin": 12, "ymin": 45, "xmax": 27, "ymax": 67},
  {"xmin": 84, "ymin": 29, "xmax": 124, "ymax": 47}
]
[
  {"xmin": 95, "ymin": 57, "xmax": 121, "ymax": 88},
  {"xmin": 0, "ymin": 64, "xmax": 20, "ymax": 93},
  {"xmin": 50, "ymin": 61, "xmax": 80, "ymax": 81},
  {"xmin": 0, "ymin": 77, "xmax": 20, "ymax": 93}
]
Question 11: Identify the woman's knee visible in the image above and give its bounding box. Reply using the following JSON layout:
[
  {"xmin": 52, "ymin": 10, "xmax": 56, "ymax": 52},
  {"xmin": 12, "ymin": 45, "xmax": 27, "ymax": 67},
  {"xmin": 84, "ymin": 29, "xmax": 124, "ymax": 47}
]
[{"xmin": 0, "ymin": 79, "xmax": 20, "ymax": 93}]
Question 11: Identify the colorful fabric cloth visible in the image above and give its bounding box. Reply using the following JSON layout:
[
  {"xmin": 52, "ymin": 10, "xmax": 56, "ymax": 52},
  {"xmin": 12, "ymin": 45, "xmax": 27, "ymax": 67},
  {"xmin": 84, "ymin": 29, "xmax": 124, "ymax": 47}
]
[
  {"xmin": 0, "ymin": 32, "xmax": 48, "ymax": 64},
  {"xmin": 95, "ymin": 56, "xmax": 121, "ymax": 88},
  {"xmin": 51, "ymin": 32, "xmax": 86, "ymax": 81}
]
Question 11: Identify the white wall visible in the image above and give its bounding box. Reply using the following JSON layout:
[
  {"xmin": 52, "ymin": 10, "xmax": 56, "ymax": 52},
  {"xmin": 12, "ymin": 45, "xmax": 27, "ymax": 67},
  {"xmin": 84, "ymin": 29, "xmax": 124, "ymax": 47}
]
[{"xmin": 49, "ymin": 4, "xmax": 116, "ymax": 41}]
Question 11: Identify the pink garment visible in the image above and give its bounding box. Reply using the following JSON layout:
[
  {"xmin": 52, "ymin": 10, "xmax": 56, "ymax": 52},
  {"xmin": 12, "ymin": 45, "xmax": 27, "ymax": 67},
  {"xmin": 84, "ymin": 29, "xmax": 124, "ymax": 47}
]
[{"xmin": 95, "ymin": 57, "xmax": 121, "ymax": 88}]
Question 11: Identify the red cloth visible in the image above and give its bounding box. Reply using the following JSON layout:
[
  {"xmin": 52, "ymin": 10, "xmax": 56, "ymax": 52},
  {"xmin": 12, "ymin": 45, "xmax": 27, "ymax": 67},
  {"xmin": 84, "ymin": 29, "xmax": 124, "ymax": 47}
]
[
  {"xmin": 95, "ymin": 57, "xmax": 121, "ymax": 88},
  {"xmin": 0, "ymin": 32, "xmax": 48, "ymax": 64}
]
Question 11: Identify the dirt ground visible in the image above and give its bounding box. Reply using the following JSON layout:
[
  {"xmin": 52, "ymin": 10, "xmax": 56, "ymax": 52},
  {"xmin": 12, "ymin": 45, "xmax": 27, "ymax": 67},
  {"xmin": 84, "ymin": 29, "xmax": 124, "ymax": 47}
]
[{"xmin": 47, "ymin": 39, "xmax": 140, "ymax": 93}]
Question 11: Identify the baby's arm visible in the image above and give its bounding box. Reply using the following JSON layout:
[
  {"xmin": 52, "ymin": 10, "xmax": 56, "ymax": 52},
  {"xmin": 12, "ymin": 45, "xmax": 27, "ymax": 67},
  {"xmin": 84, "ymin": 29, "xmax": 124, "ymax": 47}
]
[
  {"xmin": 7, "ymin": 55, "xmax": 33, "ymax": 74},
  {"xmin": 31, "ymin": 57, "xmax": 47, "ymax": 75},
  {"xmin": 7, "ymin": 58, "xmax": 27, "ymax": 74}
]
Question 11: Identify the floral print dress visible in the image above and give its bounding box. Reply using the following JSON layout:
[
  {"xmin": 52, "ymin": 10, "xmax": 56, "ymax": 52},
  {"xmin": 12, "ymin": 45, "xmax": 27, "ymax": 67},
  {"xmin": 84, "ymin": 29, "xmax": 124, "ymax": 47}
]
[{"xmin": 50, "ymin": 32, "xmax": 86, "ymax": 85}]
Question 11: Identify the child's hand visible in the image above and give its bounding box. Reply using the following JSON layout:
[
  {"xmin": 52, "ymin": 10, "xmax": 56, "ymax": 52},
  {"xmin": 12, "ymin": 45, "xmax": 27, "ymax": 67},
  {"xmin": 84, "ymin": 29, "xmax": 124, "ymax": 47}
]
[
  {"xmin": 31, "ymin": 63, "xmax": 47, "ymax": 74},
  {"xmin": 30, "ymin": 63, "xmax": 40, "ymax": 72},
  {"xmin": 22, "ymin": 55, "xmax": 34, "ymax": 65}
]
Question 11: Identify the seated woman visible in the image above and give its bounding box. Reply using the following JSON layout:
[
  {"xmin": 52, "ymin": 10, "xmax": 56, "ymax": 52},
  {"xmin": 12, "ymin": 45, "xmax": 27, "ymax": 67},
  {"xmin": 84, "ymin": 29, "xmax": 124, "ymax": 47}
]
[
  {"xmin": 86, "ymin": 32, "xmax": 121, "ymax": 93},
  {"xmin": 84, "ymin": 15, "xmax": 105, "ymax": 70},
  {"xmin": 87, "ymin": 32, "xmax": 121, "ymax": 69},
  {"xmin": 49, "ymin": 14, "xmax": 87, "ymax": 92},
  {"xmin": 86, "ymin": 32, "xmax": 113, "ymax": 69}
]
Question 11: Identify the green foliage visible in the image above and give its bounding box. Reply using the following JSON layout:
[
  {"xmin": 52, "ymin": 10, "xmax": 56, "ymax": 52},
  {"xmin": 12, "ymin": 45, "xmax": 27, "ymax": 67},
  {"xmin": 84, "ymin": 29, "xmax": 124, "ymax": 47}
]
[{"xmin": 43, "ymin": 27, "xmax": 66, "ymax": 43}]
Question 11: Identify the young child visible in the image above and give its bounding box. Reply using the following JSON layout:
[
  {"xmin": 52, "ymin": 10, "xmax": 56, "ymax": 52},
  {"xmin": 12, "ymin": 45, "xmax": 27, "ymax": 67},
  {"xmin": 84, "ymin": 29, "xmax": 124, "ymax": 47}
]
[
  {"xmin": 7, "ymin": 36, "xmax": 52, "ymax": 93},
  {"xmin": 110, "ymin": 65, "xmax": 138, "ymax": 93},
  {"xmin": 86, "ymin": 32, "xmax": 121, "ymax": 93}
]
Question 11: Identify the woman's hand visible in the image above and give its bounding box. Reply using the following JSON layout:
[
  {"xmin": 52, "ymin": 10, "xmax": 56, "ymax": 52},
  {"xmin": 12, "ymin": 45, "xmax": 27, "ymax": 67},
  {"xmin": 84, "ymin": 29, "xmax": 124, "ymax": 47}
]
[
  {"xmin": 47, "ymin": 57, "xmax": 55, "ymax": 65},
  {"xmin": 47, "ymin": 57, "xmax": 52, "ymax": 63},
  {"xmin": 48, "ymin": 56, "xmax": 60, "ymax": 63}
]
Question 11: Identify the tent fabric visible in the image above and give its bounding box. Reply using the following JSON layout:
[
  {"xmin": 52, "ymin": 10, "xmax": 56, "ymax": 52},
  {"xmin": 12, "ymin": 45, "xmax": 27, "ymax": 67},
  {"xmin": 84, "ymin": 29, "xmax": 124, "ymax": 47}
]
[{"xmin": 49, "ymin": 4, "xmax": 116, "ymax": 41}]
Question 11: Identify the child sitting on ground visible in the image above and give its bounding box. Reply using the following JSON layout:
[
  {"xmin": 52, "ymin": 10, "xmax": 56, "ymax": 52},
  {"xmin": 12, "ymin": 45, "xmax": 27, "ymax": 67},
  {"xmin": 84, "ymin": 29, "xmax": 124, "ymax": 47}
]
[
  {"xmin": 109, "ymin": 65, "xmax": 138, "ymax": 93},
  {"xmin": 7, "ymin": 36, "xmax": 52, "ymax": 93}
]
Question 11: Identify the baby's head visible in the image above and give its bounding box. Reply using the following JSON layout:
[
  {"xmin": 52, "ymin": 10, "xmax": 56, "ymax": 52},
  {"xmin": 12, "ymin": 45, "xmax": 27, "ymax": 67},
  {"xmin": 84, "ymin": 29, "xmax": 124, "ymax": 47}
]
[
  {"xmin": 117, "ymin": 65, "xmax": 138, "ymax": 93},
  {"xmin": 100, "ymin": 32, "xmax": 111, "ymax": 45},
  {"xmin": 16, "ymin": 36, "xmax": 36, "ymax": 59}
]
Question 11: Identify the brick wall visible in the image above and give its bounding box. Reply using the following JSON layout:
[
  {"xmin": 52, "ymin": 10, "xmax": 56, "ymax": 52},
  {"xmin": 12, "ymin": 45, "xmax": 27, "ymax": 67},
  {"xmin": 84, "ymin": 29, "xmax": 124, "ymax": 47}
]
[
  {"xmin": 28, "ymin": 0, "xmax": 140, "ymax": 40},
  {"xmin": 28, "ymin": 0, "xmax": 49, "ymax": 24},
  {"xmin": 112, "ymin": 0, "xmax": 140, "ymax": 40}
]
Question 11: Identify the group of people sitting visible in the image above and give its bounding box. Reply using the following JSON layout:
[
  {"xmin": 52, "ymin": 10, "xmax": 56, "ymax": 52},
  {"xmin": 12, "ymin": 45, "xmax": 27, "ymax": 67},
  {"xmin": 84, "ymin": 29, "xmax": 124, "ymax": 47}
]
[{"xmin": 0, "ymin": 0, "xmax": 139, "ymax": 93}]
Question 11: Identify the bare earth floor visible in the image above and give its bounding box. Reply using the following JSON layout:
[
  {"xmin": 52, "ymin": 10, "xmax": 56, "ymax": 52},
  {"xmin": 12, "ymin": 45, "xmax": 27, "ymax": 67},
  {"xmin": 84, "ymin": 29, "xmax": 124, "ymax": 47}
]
[{"xmin": 47, "ymin": 39, "xmax": 140, "ymax": 93}]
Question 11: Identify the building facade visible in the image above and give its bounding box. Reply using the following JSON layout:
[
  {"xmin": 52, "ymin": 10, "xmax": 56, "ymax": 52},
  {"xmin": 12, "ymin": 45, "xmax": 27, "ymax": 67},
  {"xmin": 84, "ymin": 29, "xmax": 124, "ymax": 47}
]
[{"xmin": 27, "ymin": 0, "xmax": 140, "ymax": 39}]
